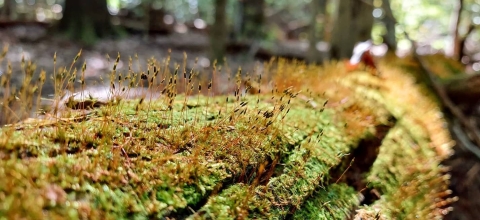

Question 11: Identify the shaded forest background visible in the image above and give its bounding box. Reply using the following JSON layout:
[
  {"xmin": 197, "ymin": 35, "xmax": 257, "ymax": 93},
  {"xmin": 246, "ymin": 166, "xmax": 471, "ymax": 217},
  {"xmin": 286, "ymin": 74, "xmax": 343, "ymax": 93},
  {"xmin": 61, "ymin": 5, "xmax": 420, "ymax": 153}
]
[
  {"xmin": 1, "ymin": 0, "xmax": 480, "ymax": 219},
  {"xmin": 2, "ymin": 0, "xmax": 480, "ymax": 65}
]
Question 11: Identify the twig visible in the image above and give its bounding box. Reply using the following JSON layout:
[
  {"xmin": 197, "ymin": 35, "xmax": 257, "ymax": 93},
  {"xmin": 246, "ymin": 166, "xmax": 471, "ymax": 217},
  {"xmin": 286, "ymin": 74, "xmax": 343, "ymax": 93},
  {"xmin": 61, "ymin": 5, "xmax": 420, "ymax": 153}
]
[{"xmin": 335, "ymin": 158, "xmax": 354, "ymax": 184}]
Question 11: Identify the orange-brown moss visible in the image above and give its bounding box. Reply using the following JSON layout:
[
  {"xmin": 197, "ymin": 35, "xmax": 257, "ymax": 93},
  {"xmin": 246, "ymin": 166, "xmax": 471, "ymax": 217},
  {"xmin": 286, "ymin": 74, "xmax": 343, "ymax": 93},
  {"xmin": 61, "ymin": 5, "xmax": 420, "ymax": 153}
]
[{"xmin": 0, "ymin": 50, "xmax": 456, "ymax": 219}]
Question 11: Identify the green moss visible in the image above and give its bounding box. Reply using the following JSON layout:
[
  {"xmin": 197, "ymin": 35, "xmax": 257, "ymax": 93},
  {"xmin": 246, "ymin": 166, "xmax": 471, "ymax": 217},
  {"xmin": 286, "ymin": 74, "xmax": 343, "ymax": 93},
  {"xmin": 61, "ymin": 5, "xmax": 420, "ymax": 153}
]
[
  {"xmin": 363, "ymin": 125, "xmax": 452, "ymax": 219},
  {"xmin": 0, "ymin": 55, "xmax": 455, "ymax": 219},
  {"xmin": 191, "ymin": 95, "xmax": 386, "ymax": 219},
  {"xmin": 292, "ymin": 184, "xmax": 359, "ymax": 219},
  {"xmin": 0, "ymin": 93, "xmax": 292, "ymax": 218}
]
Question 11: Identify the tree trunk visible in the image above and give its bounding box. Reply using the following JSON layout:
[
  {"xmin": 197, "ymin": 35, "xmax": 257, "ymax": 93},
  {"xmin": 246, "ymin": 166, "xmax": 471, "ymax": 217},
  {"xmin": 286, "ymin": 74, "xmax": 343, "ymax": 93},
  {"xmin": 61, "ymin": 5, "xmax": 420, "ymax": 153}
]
[
  {"xmin": 381, "ymin": 0, "xmax": 396, "ymax": 51},
  {"xmin": 143, "ymin": 0, "xmax": 151, "ymax": 40},
  {"xmin": 354, "ymin": 0, "xmax": 374, "ymax": 42},
  {"xmin": 0, "ymin": 0, "xmax": 15, "ymax": 20},
  {"xmin": 329, "ymin": 0, "xmax": 352, "ymax": 60},
  {"xmin": 329, "ymin": 0, "xmax": 374, "ymax": 60},
  {"xmin": 210, "ymin": 0, "xmax": 228, "ymax": 63},
  {"xmin": 238, "ymin": 0, "xmax": 265, "ymax": 40},
  {"xmin": 307, "ymin": 0, "xmax": 327, "ymax": 64},
  {"xmin": 458, "ymin": 24, "xmax": 475, "ymax": 60},
  {"xmin": 57, "ymin": 0, "xmax": 121, "ymax": 46},
  {"xmin": 148, "ymin": 6, "xmax": 169, "ymax": 34},
  {"xmin": 448, "ymin": 0, "xmax": 464, "ymax": 60}
]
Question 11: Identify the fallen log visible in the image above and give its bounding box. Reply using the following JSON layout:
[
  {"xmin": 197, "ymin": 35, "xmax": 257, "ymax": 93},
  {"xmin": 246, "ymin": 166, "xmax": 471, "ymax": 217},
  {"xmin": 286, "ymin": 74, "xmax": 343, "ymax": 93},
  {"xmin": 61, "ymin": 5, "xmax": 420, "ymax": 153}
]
[{"xmin": 0, "ymin": 57, "xmax": 456, "ymax": 219}]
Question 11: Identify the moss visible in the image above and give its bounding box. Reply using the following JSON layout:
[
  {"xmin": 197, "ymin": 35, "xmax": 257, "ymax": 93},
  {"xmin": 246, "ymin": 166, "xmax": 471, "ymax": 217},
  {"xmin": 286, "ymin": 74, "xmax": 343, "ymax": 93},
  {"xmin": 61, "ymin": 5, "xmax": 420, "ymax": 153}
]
[
  {"xmin": 292, "ymin": 184, "xmax": 359, "ymax": 219},
  {"xmin": 0, "ymin": 53, "xmax": 455, "ymax": 219},
  {"xmin": 189, "ymin": 83, "xmax": 389, "ymax": 219},
  {"xmin": 363, "ymin": 125, "xmax": 454, "ymax": 219},
  {"xmin": 0, "ymin": 93, "xmax": 291, "ymax": 218}
]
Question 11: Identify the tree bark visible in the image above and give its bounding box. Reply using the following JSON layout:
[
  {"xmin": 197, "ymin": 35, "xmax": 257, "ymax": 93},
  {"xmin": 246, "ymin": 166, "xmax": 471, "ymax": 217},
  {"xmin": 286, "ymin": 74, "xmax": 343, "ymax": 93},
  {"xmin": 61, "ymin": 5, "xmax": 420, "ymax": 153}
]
[
  {"xmin": 210, "ymin": 0, "xmax": 228, "ymax": 63},
  {"xmin": 57, "ymin": 0, "xmax": 121, "ymax": 46},
  {"xmin": 329, "ymin": 0, "xmax": 374, "ymax": 60}
]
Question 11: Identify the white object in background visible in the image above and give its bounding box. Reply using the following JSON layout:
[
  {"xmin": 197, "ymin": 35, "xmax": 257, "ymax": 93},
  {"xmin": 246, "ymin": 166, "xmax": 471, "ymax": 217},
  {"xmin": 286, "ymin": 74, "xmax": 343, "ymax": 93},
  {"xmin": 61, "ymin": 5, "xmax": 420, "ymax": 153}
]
[{"xmin": 349, "ymin": 40, "xmax": 373, "ymax": 65}]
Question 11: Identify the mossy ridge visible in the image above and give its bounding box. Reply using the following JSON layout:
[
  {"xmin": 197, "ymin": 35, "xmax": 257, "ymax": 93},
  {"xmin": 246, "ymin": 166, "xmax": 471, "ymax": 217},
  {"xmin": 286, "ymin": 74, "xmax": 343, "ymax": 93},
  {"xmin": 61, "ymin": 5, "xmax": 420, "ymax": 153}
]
[
  {"xmin": 257, "ymin": 98, "xmax": 381, "ymax": 218},
  {"xmin": 190, "ymin": 86, "xmax": 389, "ymax": 219},
  {"xmin": 378, "ymin": 63, "xmax": 453, "ymax": 158},
  {"xmin": 0, "ymin": 92, "xmax": 291, "ymax": 219},
  {"xmin": 332, "ymin": 62, "xmax": 455, "ymax": 218},
  {"xmin": 337, "ymin": 70, "xmax": 440, "ymax": 157},
  {"xmin": 360, "ymin": 125, "xmax": 454, "ymax": 219},
  {"xmin": 187, "ymin": 59, "xmax": 449, "ymax": 219},
  {"xmin": 333, "ymin": 62, "xmax": 452, "ymax": 159},
  {"xmin": 257, "ymin": 59, "xmax": 454, "ymax": 218}
]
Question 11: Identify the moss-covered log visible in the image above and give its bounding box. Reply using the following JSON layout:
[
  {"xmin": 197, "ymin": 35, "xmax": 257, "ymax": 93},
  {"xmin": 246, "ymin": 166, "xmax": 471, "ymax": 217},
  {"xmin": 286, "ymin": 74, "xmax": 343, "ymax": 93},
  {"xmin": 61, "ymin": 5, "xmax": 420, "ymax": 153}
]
[{"xmin": 0, "ymin": 56, "xmax": 456, "ymax": 219}]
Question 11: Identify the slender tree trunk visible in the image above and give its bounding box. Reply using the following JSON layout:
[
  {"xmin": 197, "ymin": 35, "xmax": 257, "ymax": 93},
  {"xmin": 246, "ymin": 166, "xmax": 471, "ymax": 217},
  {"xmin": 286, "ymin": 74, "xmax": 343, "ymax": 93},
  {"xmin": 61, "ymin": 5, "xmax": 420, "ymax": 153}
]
[
  {"xmin": 148, "ymin": 7, "xmax": 168, "ymax": 33},
  {"xmin": 459, "ymin": 24, "xmax": 475, "ymax": 60},
  {"xmin": 329, "ymin": 0, "xmax": 352, "ymax": 60},
  {"xmin": 232, "ymin": 0, "xmax": 266, "ymax": 59},
  {"xmin": 307, "ymin": 0, "xmax": 327, "ymax": 64},
  {"xmin": 355, "ymin": 0, "xmax": 374, "ymax": 42},
  {"xmin": 329, "ymin": 0, "xmax": 374, "ymax": 60},
  {"xmin": 239, "ymin": 0, "xmax": 265, "ymax": 39},
  {"xmin": 449, "ymin": 0, "xmax": 464, "ymax": 60},
  {"xmin": 210, "ymin": 0, "xmax": 228, "ymax": 63},
  {"xmin": 143, "ymin": 0, "xmax": 151, "ymax": 40},
  {"xmin": 57, "ymin": 0, "xmax": 121, "ymax": 46},
  {"xmin": 382, "ymin": 0, "xmax": 397, "ymax": 51}
]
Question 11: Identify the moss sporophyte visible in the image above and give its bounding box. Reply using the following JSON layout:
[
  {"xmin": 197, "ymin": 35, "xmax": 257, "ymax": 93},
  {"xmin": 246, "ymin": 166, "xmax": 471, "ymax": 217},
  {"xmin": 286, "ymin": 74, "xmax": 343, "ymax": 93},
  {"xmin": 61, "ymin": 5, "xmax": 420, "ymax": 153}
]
[{"xmin": 0, "ymin": 49, "xmax": 456, "ymax": 219}]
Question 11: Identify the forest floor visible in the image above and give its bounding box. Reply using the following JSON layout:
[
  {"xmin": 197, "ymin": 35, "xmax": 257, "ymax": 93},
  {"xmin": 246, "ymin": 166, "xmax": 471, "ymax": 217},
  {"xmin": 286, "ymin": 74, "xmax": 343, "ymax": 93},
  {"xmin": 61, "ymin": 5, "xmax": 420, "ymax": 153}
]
[{"xmin": 0, "ymin": 24, "xmax": 479, "ymax": 219}]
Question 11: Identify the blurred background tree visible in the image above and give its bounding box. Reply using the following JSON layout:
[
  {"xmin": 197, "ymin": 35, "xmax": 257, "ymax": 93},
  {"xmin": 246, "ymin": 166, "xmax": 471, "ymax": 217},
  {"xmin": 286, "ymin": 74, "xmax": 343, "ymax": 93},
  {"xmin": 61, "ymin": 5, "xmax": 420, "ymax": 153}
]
[
  {"xmin": 0, "ymin": 0, "xmax": 14, "ymax": 21},
  {"xmin": 56, "ymin": 0, "xmax": 123, "ymax": 46},
  {"xmin": 210, "ymin": 0, "xmax": 228, "ymax": 63},
  {"xmin": 329, "ymin": 0, "xmax": 374, "ymax": 60},
  {"xmin": 1, "ymin": 0, "xmax": 476, "ymax": 64},
  {"xmin": 306, "ymin": 0, "xmax": 326, "ymax": 64}
]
